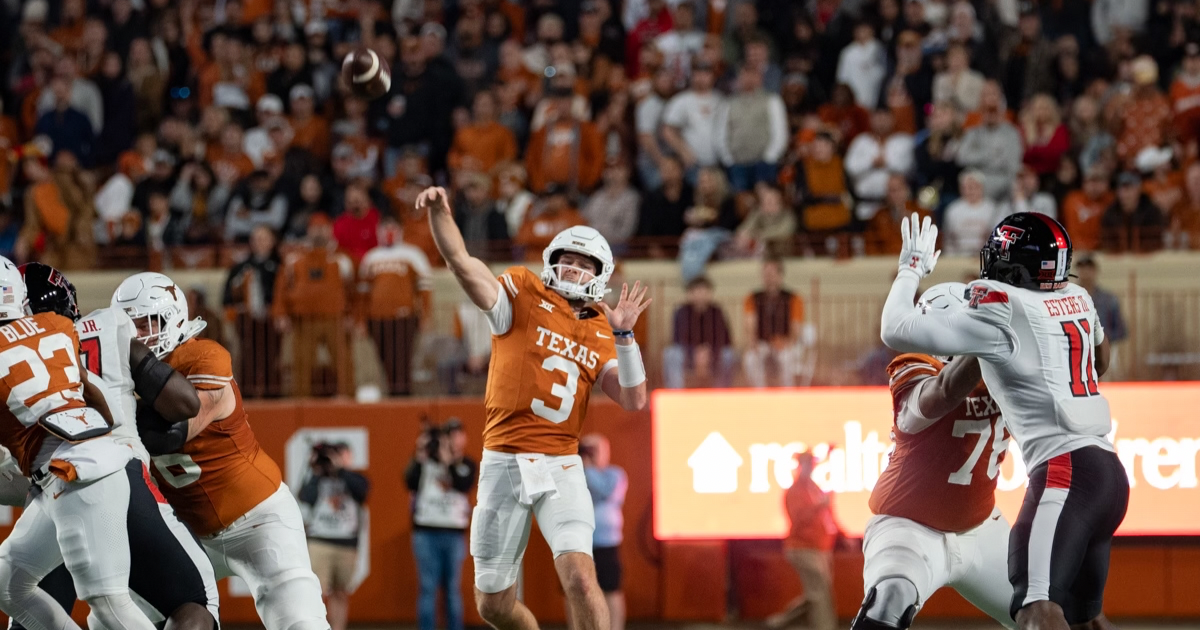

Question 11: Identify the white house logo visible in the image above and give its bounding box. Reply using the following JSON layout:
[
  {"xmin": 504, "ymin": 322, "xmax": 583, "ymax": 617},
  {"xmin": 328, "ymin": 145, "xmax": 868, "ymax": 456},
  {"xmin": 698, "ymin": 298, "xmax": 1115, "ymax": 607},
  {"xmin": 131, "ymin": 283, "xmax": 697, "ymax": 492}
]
[{"xmin": 688, "ymin": 432, "xmax": 742, "ymax": 493}]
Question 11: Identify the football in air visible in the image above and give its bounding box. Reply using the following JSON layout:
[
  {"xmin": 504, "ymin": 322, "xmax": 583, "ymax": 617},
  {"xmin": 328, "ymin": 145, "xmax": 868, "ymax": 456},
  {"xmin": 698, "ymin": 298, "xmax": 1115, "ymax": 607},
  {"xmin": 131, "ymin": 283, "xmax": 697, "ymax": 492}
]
[{"xmin": 342, "ymin": 47, "xmax": 392, "ymax": 100}]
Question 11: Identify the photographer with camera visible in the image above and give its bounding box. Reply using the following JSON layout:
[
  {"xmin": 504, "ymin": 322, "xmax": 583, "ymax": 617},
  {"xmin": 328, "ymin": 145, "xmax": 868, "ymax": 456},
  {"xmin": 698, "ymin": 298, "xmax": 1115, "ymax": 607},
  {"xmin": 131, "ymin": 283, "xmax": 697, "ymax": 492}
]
[
  {"xmin": 404, "ymin": 418, "xmax": 477, "ymax": 630},
  {"xmin": 581, "ymin": 434, "xmax": 628, "ymax": 630},
  {"xmin": 298, "ymin": 442, "xmax": 370, "ymax": 630}
]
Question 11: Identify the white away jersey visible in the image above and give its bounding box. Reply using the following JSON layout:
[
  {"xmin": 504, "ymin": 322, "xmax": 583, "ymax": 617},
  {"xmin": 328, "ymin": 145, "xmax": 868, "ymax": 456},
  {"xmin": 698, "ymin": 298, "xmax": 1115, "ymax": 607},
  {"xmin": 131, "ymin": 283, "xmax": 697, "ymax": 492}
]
[
  {"xmin": 882, "ymin": 278, "xmax": 1113, "ymax": 469},
  {"xmin": 76, "ymin": 307, "xmax": 145, "ymax": 459}
]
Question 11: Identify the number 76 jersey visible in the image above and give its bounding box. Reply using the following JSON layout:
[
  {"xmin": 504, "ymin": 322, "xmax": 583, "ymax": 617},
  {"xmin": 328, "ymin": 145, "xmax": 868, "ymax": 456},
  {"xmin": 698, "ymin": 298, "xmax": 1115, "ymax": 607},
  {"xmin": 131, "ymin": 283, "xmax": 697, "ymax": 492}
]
[{"xmin": 484, "ymin": 267, "xmax": 618, "ymax": 456}]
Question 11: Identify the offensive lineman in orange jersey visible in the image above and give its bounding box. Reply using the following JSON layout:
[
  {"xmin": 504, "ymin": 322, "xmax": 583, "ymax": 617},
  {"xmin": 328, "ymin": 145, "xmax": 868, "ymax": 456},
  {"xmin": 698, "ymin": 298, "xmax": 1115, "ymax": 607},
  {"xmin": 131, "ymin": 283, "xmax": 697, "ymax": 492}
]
[
  {"xmin": 112, "ymin": 272, "xmax": 330, "ymax": 630},
  {"xmin": 852, "ymin": 283, "xmax": 1015, "ymax": 630},
  {"xmin": 420, "ymin": 185, "xmax": 650, "ymax": 630}
]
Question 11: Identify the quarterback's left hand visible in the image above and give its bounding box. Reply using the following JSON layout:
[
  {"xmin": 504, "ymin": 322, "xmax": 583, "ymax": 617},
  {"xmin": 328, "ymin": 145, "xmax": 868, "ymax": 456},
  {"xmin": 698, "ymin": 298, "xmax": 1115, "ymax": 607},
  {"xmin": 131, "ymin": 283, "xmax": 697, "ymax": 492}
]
[
  {"xmin": 599, "ymin": 282, "xmax": 651, "ymax": 332},
  {"xmin": 898, "ymin": 213, "xmax": 941, "ymax": 278}
]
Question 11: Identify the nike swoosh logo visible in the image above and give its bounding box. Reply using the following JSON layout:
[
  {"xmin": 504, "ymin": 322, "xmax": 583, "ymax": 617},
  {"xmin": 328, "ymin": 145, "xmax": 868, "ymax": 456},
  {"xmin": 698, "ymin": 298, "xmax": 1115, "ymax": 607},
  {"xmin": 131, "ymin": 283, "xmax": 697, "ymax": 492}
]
[
  {"xmin": 53, "ymin": 490, "xmax": 65, "ymax": 500},
  {"xmin": 992, "ymin": 514, "xmax": 1001, "ymax": 521},
  {"xmin": 596, "ymin": 332, "xmax": 610, "ymax": 338},
  {"xmin": 562, "ymin": 464, "xmax": 577, "ymax": 470}
]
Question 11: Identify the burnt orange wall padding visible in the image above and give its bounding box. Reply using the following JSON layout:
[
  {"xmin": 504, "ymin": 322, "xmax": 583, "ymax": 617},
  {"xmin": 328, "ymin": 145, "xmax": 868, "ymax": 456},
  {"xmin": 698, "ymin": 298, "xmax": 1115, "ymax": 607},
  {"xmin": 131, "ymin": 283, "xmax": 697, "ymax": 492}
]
[{"xmin": 1, "ymin": 398, "xmax": 1199, "ymax": 626}]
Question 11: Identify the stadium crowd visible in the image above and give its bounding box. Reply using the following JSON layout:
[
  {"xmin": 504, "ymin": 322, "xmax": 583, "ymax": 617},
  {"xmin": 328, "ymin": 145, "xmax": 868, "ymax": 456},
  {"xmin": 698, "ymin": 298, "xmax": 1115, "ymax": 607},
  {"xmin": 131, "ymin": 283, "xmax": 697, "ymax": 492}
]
[{"xmin": 0, "ymin": 0, "xmax": 1190, "ymax": 394}]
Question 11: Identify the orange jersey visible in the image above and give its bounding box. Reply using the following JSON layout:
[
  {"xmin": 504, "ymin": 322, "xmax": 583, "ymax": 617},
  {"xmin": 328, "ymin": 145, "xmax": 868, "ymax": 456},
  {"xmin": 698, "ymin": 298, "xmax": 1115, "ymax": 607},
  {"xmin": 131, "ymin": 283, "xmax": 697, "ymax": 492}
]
[
  {"xmin": 484, "ymin": 266, "xmax": 618, "ymax": 455},
  {"xmin": 869, "ymin": 354, "xmax": 1007, "ymax": 533},
  {"xmin": 359, "ymin": 244, "xmax": 432, "ymax": 319},
  {"xmin": 0, "ymin": 313, "xmax": 90, "ymax": 474},
  {"xmin": 153, "ymin": 339, "xmax": 282, "ymax": 536}
]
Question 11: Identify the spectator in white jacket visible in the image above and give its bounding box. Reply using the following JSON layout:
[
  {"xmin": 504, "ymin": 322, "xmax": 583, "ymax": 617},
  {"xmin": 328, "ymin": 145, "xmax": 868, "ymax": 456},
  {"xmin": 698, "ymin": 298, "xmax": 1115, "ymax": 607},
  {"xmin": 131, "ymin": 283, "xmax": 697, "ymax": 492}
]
[
  {"xmin": 844, "ymin": 109, "xmax": 915, "ymax": 221},
  {"xmin": 943, "ymin": 169, "xmax": 1002, "ymax": 255},
  {"xmin": 836, "ymin": 22, "xmax": 888, "ymax": 109},
  {"xmin": 661, "ymin": 63, "xmax": 726, "ymax": 183},
  {"xmin": 715, "ymin": 67, "xmax": 789, "ymax": 192}
]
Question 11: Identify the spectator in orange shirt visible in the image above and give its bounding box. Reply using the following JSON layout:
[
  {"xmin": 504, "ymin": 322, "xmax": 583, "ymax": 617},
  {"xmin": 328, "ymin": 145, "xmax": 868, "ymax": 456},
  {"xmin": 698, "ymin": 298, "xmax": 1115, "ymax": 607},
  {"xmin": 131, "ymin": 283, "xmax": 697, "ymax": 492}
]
[
  {"xmin": 1116, "ymin": 56, "xmax": 1172, "ymax": 169},
  {"xmin": 515, "ymin": 186, "xmax": 587, "ymax": 260},
  {"xmin": 209, "ymin": 122, "xmax": 257, "ymax": 185},
  {"xmin": 273, "ymin": 213, "xmax": 354, "ymax": 397},
  {"xmin": 817, "ymin": 84, "xmax": 870, "ymax": 147},
  {"xmin": 1171, "ymin": 43, "xmax": 1200, "ymax": 148},
  {"xmin": 865, "ymin": 174, "xmax": 927, "ymax": 254},
  {"xmin": 742, "ymin": 257, "xmax": 813, "ymax": 388},
  {"xmin": 1061, "ymin": 167, "xmax": 1114, "ymax": 251},
  {"xmin": 447, "ymin": 90, "xmax": 518, "ymax": 174},
  {"xmin": 288, "ymin": 84, "xmax": 331, "ymax": 161},
  {"xmin": 766, "ymin": 451, "xmax": 838, "ymax": 630},
  {"xmin": 525, "ymin": 87, "xmax": 605, "ymax": 194}
]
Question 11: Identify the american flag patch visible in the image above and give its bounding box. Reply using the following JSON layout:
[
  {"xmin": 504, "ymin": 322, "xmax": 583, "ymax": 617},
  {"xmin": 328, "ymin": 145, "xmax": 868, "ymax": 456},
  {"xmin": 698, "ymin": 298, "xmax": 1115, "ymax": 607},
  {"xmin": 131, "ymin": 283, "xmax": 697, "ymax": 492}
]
[
  {"xmin": 1041, "ymin": 260, "xmax": 1056, "ymax": 269},
  {"xmin": 1, "ymin": 286, "xmax": 12, "ymax": 305}
]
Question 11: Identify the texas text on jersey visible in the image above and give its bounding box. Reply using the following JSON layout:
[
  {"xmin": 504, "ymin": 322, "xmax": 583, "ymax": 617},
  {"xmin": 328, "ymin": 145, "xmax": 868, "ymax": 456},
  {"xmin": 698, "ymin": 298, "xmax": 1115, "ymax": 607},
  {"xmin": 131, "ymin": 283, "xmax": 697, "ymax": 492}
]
[
  {"xmin": 483, "ymin": 265, "xmax": 617, "ymax": 456},
  {"xmin": 871, "ymin": 353, "xmax": 1008, "ymax": 533},
  {"xmin": 155, "ymin": 337, "xmax": 283, "ymax": 536}
]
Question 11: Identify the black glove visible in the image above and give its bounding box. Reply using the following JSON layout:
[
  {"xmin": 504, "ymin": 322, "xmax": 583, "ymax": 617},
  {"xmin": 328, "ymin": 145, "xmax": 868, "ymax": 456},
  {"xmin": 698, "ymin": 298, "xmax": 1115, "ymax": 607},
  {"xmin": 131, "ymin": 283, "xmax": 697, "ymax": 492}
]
[{"xmin": 136, "ymin": 400, "xmax": 187, "ymax": 455}]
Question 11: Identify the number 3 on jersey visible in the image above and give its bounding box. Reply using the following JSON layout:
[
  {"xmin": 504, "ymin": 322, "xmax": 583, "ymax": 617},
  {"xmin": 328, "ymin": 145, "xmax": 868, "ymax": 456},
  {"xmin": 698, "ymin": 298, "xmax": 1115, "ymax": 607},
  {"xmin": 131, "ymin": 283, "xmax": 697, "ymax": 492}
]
[{"xmin": 531, "ymin": 355, "xmax": 579, "ymax": 424}]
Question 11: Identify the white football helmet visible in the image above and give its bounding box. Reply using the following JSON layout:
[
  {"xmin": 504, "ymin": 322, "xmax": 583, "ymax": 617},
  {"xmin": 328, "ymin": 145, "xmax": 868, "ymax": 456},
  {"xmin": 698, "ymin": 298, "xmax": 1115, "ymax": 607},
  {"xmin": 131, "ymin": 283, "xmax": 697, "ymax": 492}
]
[
  {"xmin": 111, "ymin": 272, "xmax": 207, "ymax": 358},
  {"xmin": 540, "ymin": 226, "xmax": 615, "ymax": 302},
  {"xmin": 917, "ymin": 282, "xmax": 968, "ymax": 362},
  {"xmin": 0, "ymin": 257, "xmax": 27, "ymax": 320}
]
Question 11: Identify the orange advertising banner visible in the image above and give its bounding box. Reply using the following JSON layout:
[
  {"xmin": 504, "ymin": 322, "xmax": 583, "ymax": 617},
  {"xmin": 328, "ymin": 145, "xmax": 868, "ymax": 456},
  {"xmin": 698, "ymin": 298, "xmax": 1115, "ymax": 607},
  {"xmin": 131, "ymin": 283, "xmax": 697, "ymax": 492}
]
[{"xmin": 652, "ymin": 383, "xmax": 1200, "ymax": 539}]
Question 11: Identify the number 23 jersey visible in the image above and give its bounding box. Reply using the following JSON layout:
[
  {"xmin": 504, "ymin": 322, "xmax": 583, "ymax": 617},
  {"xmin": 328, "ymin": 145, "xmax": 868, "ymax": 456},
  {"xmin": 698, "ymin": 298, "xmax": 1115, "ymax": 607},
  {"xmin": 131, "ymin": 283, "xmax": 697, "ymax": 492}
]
[{"xmin": 484, "ymin": 266, "xmax": 618, "ymax": 455}]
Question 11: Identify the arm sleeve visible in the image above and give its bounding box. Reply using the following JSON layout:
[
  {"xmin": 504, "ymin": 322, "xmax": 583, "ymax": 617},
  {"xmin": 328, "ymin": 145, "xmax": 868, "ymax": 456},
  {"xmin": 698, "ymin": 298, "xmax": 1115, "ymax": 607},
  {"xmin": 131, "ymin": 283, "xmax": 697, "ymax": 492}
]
[
  {"xmin": 880, "ymin": 272, "xmax": 1015, "ymax": 359},
  {"xmin": 896, "ymin": 377, "xmax": 941, "ymax": 433},
  {"xmin": 484, "ymin": 280, "xmax": 515, "ymax": 336}
]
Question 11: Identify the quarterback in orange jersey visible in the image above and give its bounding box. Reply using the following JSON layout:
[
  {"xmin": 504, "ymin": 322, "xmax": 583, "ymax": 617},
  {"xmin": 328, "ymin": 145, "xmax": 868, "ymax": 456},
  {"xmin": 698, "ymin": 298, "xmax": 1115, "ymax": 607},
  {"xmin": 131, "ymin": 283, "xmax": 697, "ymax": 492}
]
[
  {"xmin": 112, "ymin": 272, "xmax": 330, "ymax": 630},
  {"xmin": 421, "ymin": 185, "xmax": 650, "ymax": 630},
  {"xmin": 852, "ymin": 283, "xmax": 1014, "ymax": 630},
  {"xmin": 0, "ymin": 258, "xmax": 169, "ymax": 630}
]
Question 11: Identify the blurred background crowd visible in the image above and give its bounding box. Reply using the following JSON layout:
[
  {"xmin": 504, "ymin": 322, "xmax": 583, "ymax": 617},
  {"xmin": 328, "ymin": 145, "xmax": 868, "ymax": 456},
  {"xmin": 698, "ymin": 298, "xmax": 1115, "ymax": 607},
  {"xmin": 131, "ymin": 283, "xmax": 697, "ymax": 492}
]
[{"xmin": 1, "ymin": 0, "xmax": 1198, "ymax": 396}]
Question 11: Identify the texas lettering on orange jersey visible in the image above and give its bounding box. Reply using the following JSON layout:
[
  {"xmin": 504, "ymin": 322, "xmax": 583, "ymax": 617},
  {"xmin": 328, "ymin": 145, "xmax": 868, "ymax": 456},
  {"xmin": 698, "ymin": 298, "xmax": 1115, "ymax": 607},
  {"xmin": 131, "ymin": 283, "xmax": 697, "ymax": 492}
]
[
  {"xmin": 484, "ymin": 266, "xmax": 617, "ymax": 456},
  {"xmin": 152, "ymin": 338, "xmax": 282, "ymax": 536},
  {"xmin": 870, "ymin": 353, "xmax": 1008, "ymax": 533}
]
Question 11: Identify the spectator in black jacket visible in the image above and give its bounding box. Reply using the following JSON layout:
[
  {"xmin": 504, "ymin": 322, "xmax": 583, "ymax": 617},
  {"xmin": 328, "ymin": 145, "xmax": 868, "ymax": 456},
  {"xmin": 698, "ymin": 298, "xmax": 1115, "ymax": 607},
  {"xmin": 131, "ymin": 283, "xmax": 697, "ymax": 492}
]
[
  {"xmin": 299, "ymin": 442, "xmax": 370, "ymax": 630},
  {"xmin": 223, "ymin": 225, "xmax": 282, "ymax": 397},
  {"xmin": 405, "ymin": 418, "xmax": 477, "ymax": 630},
  {"xmin": 662, "ymin": 275, "xmax": 736, "ymax": 388}
]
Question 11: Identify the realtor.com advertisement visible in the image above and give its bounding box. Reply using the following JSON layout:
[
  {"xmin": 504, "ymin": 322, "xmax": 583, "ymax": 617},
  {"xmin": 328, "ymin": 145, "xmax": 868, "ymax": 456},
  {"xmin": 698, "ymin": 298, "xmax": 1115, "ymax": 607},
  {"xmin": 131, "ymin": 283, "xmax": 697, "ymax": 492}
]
[{"xmin": 652, "ymin": 383, "xmax": 1200, "ymax": 539}]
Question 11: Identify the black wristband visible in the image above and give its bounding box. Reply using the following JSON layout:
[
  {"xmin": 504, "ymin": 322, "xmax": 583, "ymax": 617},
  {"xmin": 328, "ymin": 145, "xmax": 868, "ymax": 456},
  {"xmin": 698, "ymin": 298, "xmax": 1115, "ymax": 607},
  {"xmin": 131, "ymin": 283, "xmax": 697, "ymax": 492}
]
[
  {"xmin": 132, "ymin": 353, "xmax": 176, "ymax": 408},
  {"xmin": 141, "ymin": 421, "xmax": 188, "ymax": 456}
]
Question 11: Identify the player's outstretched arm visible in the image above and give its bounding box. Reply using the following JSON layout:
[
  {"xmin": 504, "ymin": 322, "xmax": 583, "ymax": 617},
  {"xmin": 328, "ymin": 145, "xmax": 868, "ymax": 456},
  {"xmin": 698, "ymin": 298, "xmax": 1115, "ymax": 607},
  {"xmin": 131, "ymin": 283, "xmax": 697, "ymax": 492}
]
[
  {"xmin": 600, "ymin": 282, "xmax": 652, "ymax": 411},
  {"xmin": 912, "ymin": 356, "xmax": 982, "ymax": 428},
  {"xmin": 421, "ymin": 186, "xmax": 501, "ymax": 310},
  {"xmin": 130, "ymin": 339, "xmax": 201, "ymax": 423}
]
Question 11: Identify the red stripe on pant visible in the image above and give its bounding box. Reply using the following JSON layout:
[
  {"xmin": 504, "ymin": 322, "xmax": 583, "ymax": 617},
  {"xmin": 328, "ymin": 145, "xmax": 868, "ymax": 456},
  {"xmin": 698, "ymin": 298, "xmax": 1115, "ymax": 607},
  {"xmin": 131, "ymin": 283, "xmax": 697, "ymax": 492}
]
[
  {"xmin": 1046, "ymin": 452, "xmax": 1073, "ymax": 490},
  {"xmin": 142, "ymin": 463, "xmax": 168, "ymax": 504}
]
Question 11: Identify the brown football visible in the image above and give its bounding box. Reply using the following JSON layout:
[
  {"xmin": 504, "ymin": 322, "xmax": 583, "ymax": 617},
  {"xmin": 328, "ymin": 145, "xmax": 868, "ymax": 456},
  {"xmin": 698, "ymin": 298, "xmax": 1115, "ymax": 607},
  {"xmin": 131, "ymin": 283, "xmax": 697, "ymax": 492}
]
[{"xmin": 341, "ymin": 47, "xmax": 392, "ymax": 100}]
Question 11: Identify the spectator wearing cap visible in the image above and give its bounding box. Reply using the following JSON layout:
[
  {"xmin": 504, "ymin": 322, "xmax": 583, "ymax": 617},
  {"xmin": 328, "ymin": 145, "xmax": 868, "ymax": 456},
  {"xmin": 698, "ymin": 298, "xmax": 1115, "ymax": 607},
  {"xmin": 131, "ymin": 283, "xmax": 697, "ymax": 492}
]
[
  {"xmin": 274, "ymin": 213, "xmax": 354, "ymax": 397},
  {"xmin": 516, "ymin": 187, "xmax": 587, "ymax": 260},
  {"xmin": 1104, "ymin": 171, "xmax": 1166, "ymax": 252},
  {"xmin": 662, "ymin": 63, "xmax": 724, "ymax": 182},
  {"xmin": 956, "ymin": 81, "xmax": 1023, "ymax": 200},
  {"xmin": 943, "ymin": 169, "xmax": 1002, "ymax": 255},
  {"xmin": 663, "ymin": 275, "xmax": 736, "ymax": 388},
  {"xmin": 1139, "ymin": 146, "xmax": 1183, "ymax": 219},
  {"xmin": 525, "ymin": 88, "xmax": 604, "ymax": 194},
  {"xmin": 447, "ymin": 90, "xmax": 518, "ymax": 175},
  {"xmin": 224, "ymin": 224, "xmax": 282, "ymax": 396},
  {"xmin": 791, "ymin": 132, "xmax": 852, "ymax": 235},
  {"xmin": 1092, "ymin": 0, "xmax": 1149, "ymax": 45},
  {"xmin": 836, "ymin": 21, "xmax": 888, "ymax": 109},
  {"xmin": 289, "ymin": 84, "xmax": 331, "ymax": 161},
  {"xmin": 226, "ymin": 169, "xmax": 288, "ymax": 243},
  {"xmin": 333, "ymin": 182, "xmax": 381, "ymax": 265},
  {"xmin": 245, "ymin": 94, "xmax": 285, "ymax": 168},
  {"xmin": 845, "ymin": 109, "xmax": 914, "ymax": 224},
  {"xmin": 583, "ymin": 161, "xmax": 641, "ymax": 250},
  {"xmin": 1117, "ymin": 56, "xmax": 1172, "ymax": 169},
  {"xmin": 714, "ymin": 66, "xmax": 789, "ymax": 192},
  {"xmin": 359, "ymin": 218, "xmax": 432, "ymax": 396},
  {"xmin": 1174, "ymin": 43, "xmax": 1200, "ymax": 146},
  {"xmin": 34, "ymin": 76, "xmax": 95, "ymax": 167}
]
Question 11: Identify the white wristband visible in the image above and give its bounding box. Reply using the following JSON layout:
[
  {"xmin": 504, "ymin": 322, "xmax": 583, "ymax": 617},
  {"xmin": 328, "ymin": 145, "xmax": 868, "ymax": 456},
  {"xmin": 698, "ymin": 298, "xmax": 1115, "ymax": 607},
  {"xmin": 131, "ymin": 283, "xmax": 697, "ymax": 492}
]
[{"xmin": 616, "ymin": 342, "xmax": 646, "ymax": 388}]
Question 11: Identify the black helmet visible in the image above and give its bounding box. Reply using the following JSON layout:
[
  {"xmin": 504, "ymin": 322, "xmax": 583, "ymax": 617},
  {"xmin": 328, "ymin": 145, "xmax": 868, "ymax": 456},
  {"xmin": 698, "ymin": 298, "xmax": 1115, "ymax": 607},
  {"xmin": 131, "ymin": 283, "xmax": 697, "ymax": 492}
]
[
  {"xmin": 19, "ymin": 262, "xmax": 79, "ymax": 321},
  {"xmin": 979, "ymin": 212, "xmax": 1072, "ymax": 291}
]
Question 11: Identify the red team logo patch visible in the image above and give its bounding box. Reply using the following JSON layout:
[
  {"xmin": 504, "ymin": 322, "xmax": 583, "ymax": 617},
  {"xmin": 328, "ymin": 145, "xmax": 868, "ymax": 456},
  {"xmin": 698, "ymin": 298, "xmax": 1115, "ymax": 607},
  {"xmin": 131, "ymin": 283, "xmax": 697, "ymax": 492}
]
[{"xmin": 996, "ymin": 225, "xmax": 1025, "ymax": 255}]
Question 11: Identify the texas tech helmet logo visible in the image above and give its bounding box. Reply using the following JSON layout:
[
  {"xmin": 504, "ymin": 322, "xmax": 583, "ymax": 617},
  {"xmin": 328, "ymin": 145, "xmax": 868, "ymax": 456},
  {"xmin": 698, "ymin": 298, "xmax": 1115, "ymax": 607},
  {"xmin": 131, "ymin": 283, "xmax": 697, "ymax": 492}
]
[{"xmin": 995, "ymin": 225, "xmax": 1025, "ymax": 259}]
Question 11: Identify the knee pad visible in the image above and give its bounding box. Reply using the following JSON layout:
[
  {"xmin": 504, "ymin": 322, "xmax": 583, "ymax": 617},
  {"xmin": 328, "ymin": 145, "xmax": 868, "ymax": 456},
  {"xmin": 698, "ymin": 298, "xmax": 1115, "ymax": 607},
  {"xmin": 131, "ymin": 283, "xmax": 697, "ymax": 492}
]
[
  {"xmin": 0, "ymin": 559, "xmax": 38, "ymax": 606},
  {"xmin": 852, "ymin": 578, "xmax": 919, "ymax": 630},
  {"xmin": 256, "ymin": 568, "xmax": 328, "ymax": 630},
  {"xmin": 473, "ymin": 557, "xmax": 520, "ymax": 594}
]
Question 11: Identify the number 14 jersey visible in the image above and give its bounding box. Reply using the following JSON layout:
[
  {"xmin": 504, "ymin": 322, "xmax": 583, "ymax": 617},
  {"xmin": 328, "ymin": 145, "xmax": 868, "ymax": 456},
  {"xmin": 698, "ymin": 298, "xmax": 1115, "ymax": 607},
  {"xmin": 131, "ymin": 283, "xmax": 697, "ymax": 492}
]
[{"xmin": 484, "ymin": 266, "xmax": 618, "ymax": 456}]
